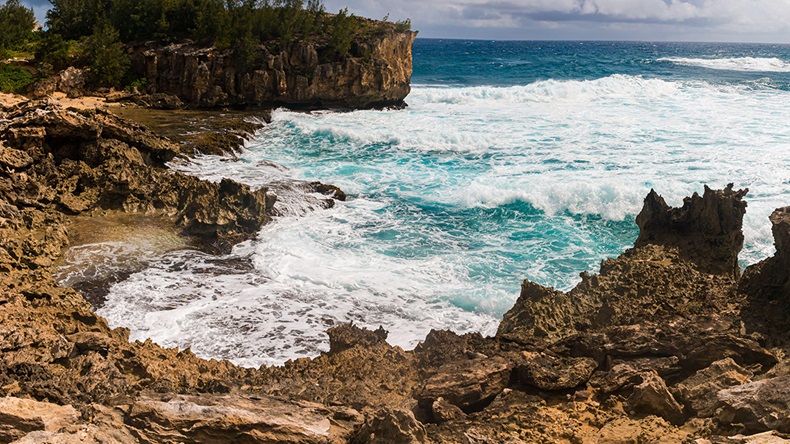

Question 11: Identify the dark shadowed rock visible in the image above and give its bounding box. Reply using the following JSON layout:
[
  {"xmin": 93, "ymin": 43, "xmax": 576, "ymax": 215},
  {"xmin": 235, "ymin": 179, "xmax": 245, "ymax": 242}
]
[
  {"xmin": 418, "ymin": 357, "xmax": 512, "ymax": 412},
  {"xmin": 717, "ymin": 376, "xmax": 790, "ymax": 433},
  {"xmin": 635, "ymin": 184, "xmax": 747, "ymax": 278},
  {"xmin": 516, "ymin": 352, "xmax": 598, "ymax": 391},
  {"xmin": 430, "ymin": 397, "xmax": 466, "ymax": 424}
]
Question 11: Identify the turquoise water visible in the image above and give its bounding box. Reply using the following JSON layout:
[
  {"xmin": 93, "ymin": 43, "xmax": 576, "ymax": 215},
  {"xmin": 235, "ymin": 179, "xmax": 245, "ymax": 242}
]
[{"xmin": 96, "ymin": 40, "xmax": 790, "ymax": 367}]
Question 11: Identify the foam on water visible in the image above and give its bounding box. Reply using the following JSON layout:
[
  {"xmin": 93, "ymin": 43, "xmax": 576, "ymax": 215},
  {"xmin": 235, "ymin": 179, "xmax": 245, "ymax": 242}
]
[
  {"xmin": 96, "ymin": 72, "xmax": 790, "ymax": 368},
  {"xmin": 659, "ymin": 57, "xmax": 790, "ymax": 72}
]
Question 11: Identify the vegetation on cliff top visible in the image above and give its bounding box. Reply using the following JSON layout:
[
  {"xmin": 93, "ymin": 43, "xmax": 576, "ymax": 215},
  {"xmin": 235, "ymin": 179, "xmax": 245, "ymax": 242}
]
[{"xmin": 0, "ymin": 0, "xmax": 412, "ymax": 91}]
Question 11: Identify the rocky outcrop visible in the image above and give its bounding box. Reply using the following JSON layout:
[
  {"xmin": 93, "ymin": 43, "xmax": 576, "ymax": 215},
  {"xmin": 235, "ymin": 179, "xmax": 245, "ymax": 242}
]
[
  {"xmin": 635, "ymin": 184, "xmax": 747, "ymax": 277},
  {"xmin": 130, "ymin": 30, "xmax": 417, "ymax": 109},
  {"xmin": 0, "ymin": 100, "xmax": 274, "ymax": 249},
  {"xmin": 717, "ymin": 376, "xmax": 790, "ymax": 433}
]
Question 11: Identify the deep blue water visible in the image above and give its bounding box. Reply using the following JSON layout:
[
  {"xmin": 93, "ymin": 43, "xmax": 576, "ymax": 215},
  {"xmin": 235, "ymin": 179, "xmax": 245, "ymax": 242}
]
[
  {"xmin": 90, "ymin": 39, "xmax": 790, "ymax": 366},
  {"xmin": 413, "ymin": 39, "xmax": 790, "ymax": 89}
]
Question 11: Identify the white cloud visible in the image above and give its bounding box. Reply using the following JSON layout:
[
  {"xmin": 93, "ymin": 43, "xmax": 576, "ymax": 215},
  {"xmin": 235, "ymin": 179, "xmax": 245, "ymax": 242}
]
[{"xmin": 324, "ymin": 0, "xmax": 790, "ymax": 41}]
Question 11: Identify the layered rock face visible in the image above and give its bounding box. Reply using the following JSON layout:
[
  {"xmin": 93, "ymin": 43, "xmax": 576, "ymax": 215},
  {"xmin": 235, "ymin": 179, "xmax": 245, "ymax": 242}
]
[{"xmin": 130, "ymin": 31, "xmax": 417, "ymax": 109}]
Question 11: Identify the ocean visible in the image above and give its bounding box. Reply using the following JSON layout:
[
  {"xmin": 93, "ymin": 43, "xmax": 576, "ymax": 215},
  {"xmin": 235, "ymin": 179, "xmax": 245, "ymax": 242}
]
[{"xmin": 77, "ymin": 40, "xmax": 790, "ymax": 367}]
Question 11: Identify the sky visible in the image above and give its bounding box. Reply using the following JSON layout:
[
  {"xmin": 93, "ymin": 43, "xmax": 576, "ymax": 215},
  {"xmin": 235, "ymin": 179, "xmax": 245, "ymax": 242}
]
[{"xmin": 21, "ymin": 0, "xmax": 790, "ymax": 43}]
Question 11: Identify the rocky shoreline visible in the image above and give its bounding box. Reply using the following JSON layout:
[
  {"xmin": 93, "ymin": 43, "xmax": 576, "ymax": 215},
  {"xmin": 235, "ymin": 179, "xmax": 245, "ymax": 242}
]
[{"xmin": 1, "ymin": 98, "xmax": 790, "ymax": 443}]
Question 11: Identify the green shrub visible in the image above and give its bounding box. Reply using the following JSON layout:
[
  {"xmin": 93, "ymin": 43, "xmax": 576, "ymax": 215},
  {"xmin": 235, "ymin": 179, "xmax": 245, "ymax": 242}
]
[
  {"xmin": 394, "ymin": 18, "xmax": 411, "ymax": 32},
  {"xmin": 0, "ymin": 64, "xmax": 33, "ymax": 93},
  {"xmin": 84, "ymin": 20, "xmax": 130, "ymax": 87},
  {"xmin": 329, "ymin": 8, "xmax": 359, "ymax": 58}
]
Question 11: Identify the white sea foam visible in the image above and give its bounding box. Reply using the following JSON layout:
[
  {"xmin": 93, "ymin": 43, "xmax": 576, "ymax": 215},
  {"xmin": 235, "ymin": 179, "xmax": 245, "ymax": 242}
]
[
  {"xmin": 658, "ymin": 57, "xmax": 790, "ymax": 72},
  {"xmin": 92, "ymin": 74, "xmax": 790, "ymax": 367}
]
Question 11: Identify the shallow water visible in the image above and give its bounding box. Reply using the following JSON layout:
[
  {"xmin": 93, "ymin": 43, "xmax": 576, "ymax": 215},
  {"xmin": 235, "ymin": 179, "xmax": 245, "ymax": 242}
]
[{"xmin": 79, "ymin": 40, "xmax": 790, "ymax": 367}]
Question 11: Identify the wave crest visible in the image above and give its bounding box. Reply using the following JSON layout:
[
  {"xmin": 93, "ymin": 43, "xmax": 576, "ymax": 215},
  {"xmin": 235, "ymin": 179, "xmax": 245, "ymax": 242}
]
[{"xmin": 658, "ymin": 57, "xmax": 790, "ymax": 72}]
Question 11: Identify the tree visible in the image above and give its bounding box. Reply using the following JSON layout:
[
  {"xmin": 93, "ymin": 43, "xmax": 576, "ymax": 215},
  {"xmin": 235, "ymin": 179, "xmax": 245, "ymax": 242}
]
[
  {"xmin": 329, "ymin": 8, "xmax": 358, "ymax": 58},
  {"xmin": 0, "ymin": 0, "xmax": 36, "ymax": 51},
  {"xmin": 84, "ymin": 20, "xmax": 130, "ymax": 87},
  {"xmin": 46, "ymin": 0, "xmax": 108, "ymax": 41}
]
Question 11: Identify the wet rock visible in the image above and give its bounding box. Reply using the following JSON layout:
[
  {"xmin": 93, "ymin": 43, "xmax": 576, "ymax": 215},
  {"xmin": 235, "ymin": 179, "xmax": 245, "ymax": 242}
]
[
  {"xmin": 674, "ymin": 358, "xmax": 753, "ymax": 417},
  {"xmin": 717, "ymin": 375, "xmax": 790, "ymax": 433},
  {"xmin": 0, "ymin": 397, "xmax": 80, "ymax": 443},
  {"xmin": 127, "ymin": 393, "xmax": 359, "ymax": 443},
  {"xmin": 516, "ymin": 352, "xmax": 598, "ymax": 391},
  {"xmin": 625, "ymin": 371, "xmax": 685, "ymax": 425},
  {"xmin": 352, "ymin": 408, "xmax": 426, "ymax": 444},
  {"xmin": 309, "ymin": 182, "xmax": 347, "ymax": 201},
  {"xmin": 418, "ymin": 357, "xmax": 512, "ymax": 412},
  {"xmin": 635, "ymin": 184, "xmax": 747, "ymax": 278}
]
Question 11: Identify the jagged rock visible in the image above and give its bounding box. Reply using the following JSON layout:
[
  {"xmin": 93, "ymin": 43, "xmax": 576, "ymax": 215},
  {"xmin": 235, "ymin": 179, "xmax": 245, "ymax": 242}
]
[
  {"xmin": 625, "ymin": 371, "xmax": 685, "ymax": 425},
  {"xmin": 58, "ymin": 67, "xmax": 85, "ymax": 98},
  {"xmin": 131, "ymin": 30, "xmax": 417, "ymax": 109},
  {"xmin": 498, "ymin": 233, "xmax": 741, "ymax": 343},
  {"xmin": 594, "ymin": 363, "xmax": 646, "ymax": 395},
  {"xmin": 127, "ymin": 393, "xmax": 360, "ymax": 443},
  {"xmin": 430, "ymin": 397, "xmax": 466, "ymax": 424},
  {"xmin": 0, "ymin": 101, "xmax": 274, "ymax": 245},
  {"xmin": 352, "ymin": 408, "xmax": 426, "ymax": 444},
  {"xmin": 310, "ymin": 182, "xmax": 347, "ymax": 201},
  {"xmin": 516, "ymin": 352, "xmax": 598, "ymax": 391},
  {"xmin": 0, "ymin": 397, "xmax": 80, "ymax": 443},
  {"xmin": 0, "ymin": 144, "xmax": 33, "ymax": 170},
  {"xmin": 674, "ymin": 358, "xmax": 753, "ymax": 417},
  {"xmin": 717, "ymin": 376, "xmax": 790, "ymax": 433},
  {"xmin": 741, "ymin": 207, "xmax": 790, "ymax": 302},
  {"xmin": 326, "ymin": 324, "xmax": 388, "ymax": 354},
  {"xmin": 418, "ymin": 357, "xmax": 512, "ymax": 412},
  {"xmin": 635, "ymin": 184, "xmax": 747, "ymax": 277},
  {"xmin": 414, "ymin": 330, "xmax": 482, "ymax": 370}
]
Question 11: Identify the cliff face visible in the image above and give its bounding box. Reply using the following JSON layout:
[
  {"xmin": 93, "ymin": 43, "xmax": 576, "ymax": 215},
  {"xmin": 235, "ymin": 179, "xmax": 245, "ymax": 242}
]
[{"xmin": 130, "ymin": 31, "xmax": 418, "ymax": 109}]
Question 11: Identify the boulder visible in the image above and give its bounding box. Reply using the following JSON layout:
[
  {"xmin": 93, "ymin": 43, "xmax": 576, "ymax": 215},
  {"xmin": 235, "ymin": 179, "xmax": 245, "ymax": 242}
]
[
  {"xmin": 351, "ymin": 408, "xmax": 426, "ymax": 444},
  {"xmin": 516, "ymin": 352, "xmax": 598, "ymax": 391},
  {"xmin": 674, "ymin": 358, "xmax": 753, "ymax": 417},
  {"xmin": 418, "ymin": 357, "xmax": 512, "ymax": 412},
  {"xmin": 717, "ymin": 376, "xmax": 790, "ymax": 433},
  {"xmin": 0, "ymin": 397, "xmax": 80, "ymax": 443},
  {"xmin": 430, "ymin": 398, "xmax": 466, "ymax": 424},
  {"xmin": 625, "ymin": 371, "xmax": 685, "ymax": 425}
]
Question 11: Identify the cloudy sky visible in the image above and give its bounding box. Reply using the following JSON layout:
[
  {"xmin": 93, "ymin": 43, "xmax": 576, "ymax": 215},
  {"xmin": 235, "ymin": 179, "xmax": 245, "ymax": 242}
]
[{"xmin": 21, "ymin": 0, "xmax": 790, "ymax": 43}]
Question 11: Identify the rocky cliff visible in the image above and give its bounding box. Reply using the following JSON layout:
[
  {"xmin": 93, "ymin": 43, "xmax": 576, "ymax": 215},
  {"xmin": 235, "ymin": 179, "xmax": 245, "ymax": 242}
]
[{"xmin": 130, "ymin": 30, "xmax": 417, "ymax": 109}]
